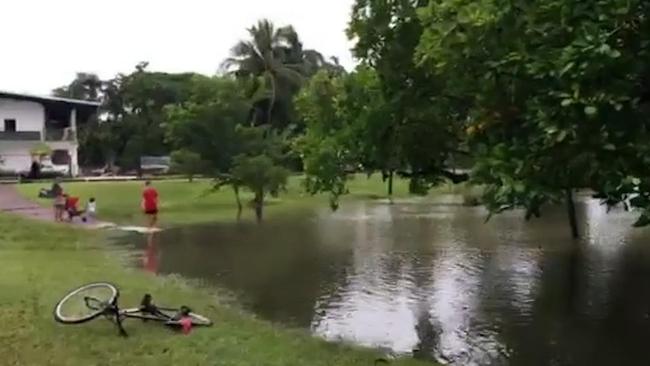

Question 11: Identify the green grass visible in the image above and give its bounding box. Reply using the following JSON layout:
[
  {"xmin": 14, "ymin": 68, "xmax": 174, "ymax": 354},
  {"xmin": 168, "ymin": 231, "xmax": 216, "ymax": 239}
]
[
  {"xmin": 6, "ymin": 176, "xmax": 434, "ymax": 365},
  {"xmin": 431, "ymin": 181, "xmax": 485, "ymax": 206},
  {"xmin": 0, "ymin": 213, "xmax": 430, "ymax": 366},
  {"xmin": 17, "ymin": 174, "xmax": 417, "ymax": 226}
]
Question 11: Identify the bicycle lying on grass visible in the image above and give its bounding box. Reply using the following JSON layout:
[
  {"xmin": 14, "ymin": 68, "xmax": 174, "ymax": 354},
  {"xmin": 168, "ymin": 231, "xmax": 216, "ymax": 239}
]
[{"xmin": 54, "ymin": 282, "xmax": 212, "ymax": 336}]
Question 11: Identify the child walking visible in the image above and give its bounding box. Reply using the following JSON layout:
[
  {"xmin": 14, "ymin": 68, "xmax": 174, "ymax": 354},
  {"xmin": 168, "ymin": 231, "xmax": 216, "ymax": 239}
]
[{"xmin": 83, "ymin": 197, "xmax": 97, "ymax": 222}]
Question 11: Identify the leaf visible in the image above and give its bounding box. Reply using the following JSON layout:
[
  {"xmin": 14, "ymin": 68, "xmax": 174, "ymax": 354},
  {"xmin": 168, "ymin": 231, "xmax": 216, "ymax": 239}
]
[
  {"xmin": 561, "ymin": 99, "xmax": 572, "ymax": 107},
  {"xmin": 560, "ymin": 62, "xmax": 575, "ymax": 76},
  {"xmin": 598, "ymin": 44, "xmax": 612, "ymax": 54},
  {"xmin": 615, "ymin": 7, "xmax": 629, "ymax": 15},
  {"xmin": 608, "ymin": 49, "xmax": 621, "ymax": 58},
  {"xmin": 603, "ymin": 144, "xmax": 616, "ymax": 151},
  {"xmin": 513, "ymin": 182, "xmax": 525, "ymax": 193},
  {"xmin": 556, "ymin": 130, "xmax": 567, "ymax": 142},
  {"xmin": 584, "ymin": 106, "xmax": 598, "ymax": 116}
]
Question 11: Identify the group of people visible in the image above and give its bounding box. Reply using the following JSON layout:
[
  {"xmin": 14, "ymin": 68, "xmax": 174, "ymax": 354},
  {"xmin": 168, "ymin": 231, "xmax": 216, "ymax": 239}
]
[
  {"xmin": 43, "ymin": 179, "xmax": 159, "ymax": 228},
  {"xmin": 42, "ymin": 179, "xmax": 97, "ymax": 222}
]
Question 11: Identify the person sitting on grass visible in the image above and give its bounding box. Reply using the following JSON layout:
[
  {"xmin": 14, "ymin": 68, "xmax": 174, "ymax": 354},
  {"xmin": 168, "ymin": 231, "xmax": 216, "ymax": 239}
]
[
  {"xmin": 39, "ymin": 179, "xmax": 62, "ymax": 198},
  {"xmin": 64, "ymin": 195, "xmax": 85, "ymax": 222}
]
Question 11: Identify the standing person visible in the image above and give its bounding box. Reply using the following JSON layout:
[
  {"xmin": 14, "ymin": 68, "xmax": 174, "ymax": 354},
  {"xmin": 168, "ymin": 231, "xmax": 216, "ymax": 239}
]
[
  {"xmin": 29, "ymin": 160, "xmax": 41, "ymax": 179},
  {"xmin": 83, "ymin": 197, "xmax": 97, "ymax": 222},
  {"xmin": 141, "ymin": 181, "xmax": 159, "ymax": 229},
  {"xmin": 52, "ymin": 180, "xmax": 65, "ymax": 222}
]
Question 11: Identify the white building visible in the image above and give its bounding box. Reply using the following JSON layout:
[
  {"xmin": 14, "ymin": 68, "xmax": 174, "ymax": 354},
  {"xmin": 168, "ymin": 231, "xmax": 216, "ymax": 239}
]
[{"xmin": 0, "ymin": 91, "xmax": 100, "ymax": 177}]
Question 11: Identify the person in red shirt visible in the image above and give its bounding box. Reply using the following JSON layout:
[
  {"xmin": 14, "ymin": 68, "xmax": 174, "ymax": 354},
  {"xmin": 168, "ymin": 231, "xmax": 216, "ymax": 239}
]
[
  {"xmin": 64, "ymin": 195, "xmax": 84, "ymax": 222},
  {"xmin": 142, "ymin": 181, "xmax": 159, "ymax": 228}
]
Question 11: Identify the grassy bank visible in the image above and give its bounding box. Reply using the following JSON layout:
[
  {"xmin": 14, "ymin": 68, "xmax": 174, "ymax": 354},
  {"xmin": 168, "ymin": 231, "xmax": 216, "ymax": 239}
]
[
  {"xmin": 17, "ymin": 174, "xmax": 417, "ymax": 226},
  {"xmin": 0, "ymin": 213, "xmax": 429, "ymax": 366}
]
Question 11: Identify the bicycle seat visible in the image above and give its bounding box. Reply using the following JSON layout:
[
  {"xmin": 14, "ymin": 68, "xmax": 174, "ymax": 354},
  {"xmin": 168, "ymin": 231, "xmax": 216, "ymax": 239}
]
[
  {"xmin": 139, "ymin": 293, "xmax": 160, "ymax": 315},
  {"xmin": 140, "ymin": 294, "xmax": 153, "ymax": 307}
]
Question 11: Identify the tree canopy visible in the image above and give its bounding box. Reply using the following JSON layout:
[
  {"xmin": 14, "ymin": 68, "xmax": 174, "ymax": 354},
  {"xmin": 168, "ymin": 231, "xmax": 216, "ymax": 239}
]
[
  {"xmin": 296, "ymin": 0, "xmax": 650, "ymax": 234},
  {"xmin": 165, "ymin": 75, "xmax": 250, "ymax": 173},
  {"xmin": 222, "ymin": 19, "xmax": 345, "ymax": 129},
  {"xmin": 414, "ymin": 0, "xmax": 650, "ymax": 234},
  {"xmin": 52, "ymin": 11, "xmax": 650, "ymax": 231}
]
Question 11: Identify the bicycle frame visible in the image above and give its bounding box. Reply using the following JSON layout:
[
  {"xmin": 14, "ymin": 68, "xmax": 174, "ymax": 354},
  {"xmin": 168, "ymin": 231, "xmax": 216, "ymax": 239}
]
[{"xmin": 85, "ymin": 293, "xmax": 183, "ymax": 337}]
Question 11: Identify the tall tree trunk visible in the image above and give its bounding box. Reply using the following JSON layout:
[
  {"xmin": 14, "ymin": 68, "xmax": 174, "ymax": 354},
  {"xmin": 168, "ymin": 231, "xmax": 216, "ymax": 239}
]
[
  {"xmin": 233, "ymin": 184, "xmax": 242, "ymax": 221},
  {"xmin": 254, "ymin": 190, "xmax": 264, "ymax": 223},
  {"xmin": 267, "ymin": 74, "xmax": 276, "ymax": 126},
  {"xmin": 566, "ymin": 188, "xmax": 579, "ymax": 239},
  {"xmin": 387, "ymin": 170, "xmax": 394, "ymax": 204}
]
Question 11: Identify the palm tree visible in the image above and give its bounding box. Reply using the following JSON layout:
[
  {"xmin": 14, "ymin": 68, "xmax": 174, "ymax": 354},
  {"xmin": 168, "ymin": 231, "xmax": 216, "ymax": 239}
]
[
  {"xmin": 221, "ymin": 19, "xmax": 304, "ymax": 126},
  {"xmin": 52, "ymin": 73, "xmax": 103, "ymax": 101}
]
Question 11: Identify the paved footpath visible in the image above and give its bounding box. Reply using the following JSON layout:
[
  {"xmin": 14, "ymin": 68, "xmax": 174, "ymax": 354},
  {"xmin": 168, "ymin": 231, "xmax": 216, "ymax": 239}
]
[
  {"xmin": 0, "ymin": 184, "xmax": 54, "ymax": 221},
  {"xmin": 0, "ymin": 184, "xmax": 115, "ymax": 228}
]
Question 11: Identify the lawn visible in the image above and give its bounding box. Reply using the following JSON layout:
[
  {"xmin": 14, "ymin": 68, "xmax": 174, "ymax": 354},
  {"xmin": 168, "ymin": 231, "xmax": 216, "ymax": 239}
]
[
  {"xmin": 5, "ymin": 176, "xmax": 436, "ymax": 365},
  {"xmin": 17, "ymin": 174, "xmax": 417, "ymax": 226},
  {"xmin": 0, "ymin": 213, "xmax": 430, "ymax": 366}
]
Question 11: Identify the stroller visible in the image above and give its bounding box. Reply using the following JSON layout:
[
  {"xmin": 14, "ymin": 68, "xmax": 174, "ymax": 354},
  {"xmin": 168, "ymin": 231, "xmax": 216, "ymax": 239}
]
[{"xmin": 64, "ymin": 196, "xmax": 86, "ymax": 222}]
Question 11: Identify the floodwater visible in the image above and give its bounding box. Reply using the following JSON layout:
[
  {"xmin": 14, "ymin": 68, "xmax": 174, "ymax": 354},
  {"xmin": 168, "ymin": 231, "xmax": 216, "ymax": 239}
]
[{"xmin": 121, "ymin": 196, "xmax": 650, "ymax": 365}]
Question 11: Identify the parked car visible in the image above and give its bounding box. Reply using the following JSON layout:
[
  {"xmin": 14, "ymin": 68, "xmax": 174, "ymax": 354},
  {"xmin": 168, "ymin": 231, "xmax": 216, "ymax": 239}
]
[
  {"xmin": 86, "ymin": 165, "xmax": 118, "ymax": 177},
  {"xmin": 140, "ymin": 156, "xmax": 170, "ymax": 175},
  {"xmin": 18, "ymin": 159, "xmax": 68, "ymax": 180},
  {"xmin": 41, "ymin": 161, "xmax": 69, "ymax": 176}
]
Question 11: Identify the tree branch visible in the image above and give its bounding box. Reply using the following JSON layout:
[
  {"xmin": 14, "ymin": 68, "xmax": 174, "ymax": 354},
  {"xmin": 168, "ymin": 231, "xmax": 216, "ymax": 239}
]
[{"xmin": 396, "ymin": 169, "xmax": 470, "ymax": 184}]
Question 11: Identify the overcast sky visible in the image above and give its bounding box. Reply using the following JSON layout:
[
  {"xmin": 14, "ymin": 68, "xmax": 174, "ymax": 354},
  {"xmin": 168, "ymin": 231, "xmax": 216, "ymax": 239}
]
[{"xmin": 1, "ymin": 0, "xmax": 356, "ymax": 95}]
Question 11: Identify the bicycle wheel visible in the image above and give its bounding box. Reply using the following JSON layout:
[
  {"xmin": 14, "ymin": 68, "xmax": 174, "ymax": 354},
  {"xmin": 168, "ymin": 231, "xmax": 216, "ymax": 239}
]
[{"xmin": 54, "ymin": 282, "xmax": 119, "ymax": 324}]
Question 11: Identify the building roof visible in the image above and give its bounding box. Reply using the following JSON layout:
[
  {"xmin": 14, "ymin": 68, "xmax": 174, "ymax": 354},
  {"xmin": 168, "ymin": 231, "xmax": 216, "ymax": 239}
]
[{"xmin": 0, "ymin": 90, "xmax": 101, "ymax": 108}]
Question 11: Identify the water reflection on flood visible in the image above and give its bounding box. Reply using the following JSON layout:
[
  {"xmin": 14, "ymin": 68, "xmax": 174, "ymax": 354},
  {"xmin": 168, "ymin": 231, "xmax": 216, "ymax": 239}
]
[
  {"xmin": 142, "ymin": 233, "xmax": 159, "ymax": 274},
  {"xmin": 120, "ymin": 198, "xmax": 650, "ymax": 365}
]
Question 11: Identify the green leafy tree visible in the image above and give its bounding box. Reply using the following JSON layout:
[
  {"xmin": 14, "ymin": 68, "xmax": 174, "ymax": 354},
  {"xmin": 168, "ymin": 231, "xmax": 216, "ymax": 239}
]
[
  {"xmin": 53, "ymin": 73, "xmax": 108, "ymax": 166},
  {"xmin": 53, "ymin": 73, "xmax": 103, "ymax": 101},
  {"xmin": 213, "ymin": 173, "xmax": 245, "ymax": 219},
  {"xmin": 170, "ymin": 149, "xmax": 206, "ymax": 182},
  {"xmin": 54, "ymin": 64, "xmax": 200, "ymax": 170},
  {"xmin": 295, "ymin": 70, "xmax": 352, "ymax": 209},
  {"xmin": 165, "ymin": 75, "xmax": 250, "ymax": 173},
  {"xmin": 416, "ymin": 0, "xmax": 650, "ymax": 237},
  {"xmin": 230, "ymin": 126, "xmax": 289, "ymax": 222},
  {"xmin": 231, "ymin": 154, "xmax": 289, "ymax": 222},
  {"xmin": 297, "ymin": 64, "xmax": 439, "ymax": 208},
  {"xmin": 338, "ymin": 66, "xmax": 399, "ymax": 196},
  {"xmin": 222, "ymin": 19, "xmax": 304, "ymax": 127},
  {"xmin": 222, "ymin": 19, "xmax": 344, "ymax": 130},
  {"xmin": 116, "ymin": 63, "xmax": 198, "ymax": 169},
  {"xmin": 348, "ymin": 0, "xmax": 469, "ymax": 192}
]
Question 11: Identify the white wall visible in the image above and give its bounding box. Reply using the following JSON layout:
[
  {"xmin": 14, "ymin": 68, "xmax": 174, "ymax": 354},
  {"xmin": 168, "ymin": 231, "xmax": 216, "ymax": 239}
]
[
  {"xmin": 0, "ymin": 98, "xmax": 84, "ymax": 176},
  {"xmin": 0, "ymin": 141, "xmax": 78, "ymax": 175},
  {"xmin": 0, "ymin": 98, "xmax": 45, "ymax": 132},
  {"xmin": 0, "ymin": 141, "xmax": 36, "ymax": 173}
]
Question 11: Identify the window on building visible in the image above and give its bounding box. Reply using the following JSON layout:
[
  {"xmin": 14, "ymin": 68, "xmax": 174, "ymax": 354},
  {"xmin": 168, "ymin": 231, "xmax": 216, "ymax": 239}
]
[
  {"xmin": 4, "ymin": 119, "xmax": 16, "ymax": 132},
  {"xmin": 51, "ymin": 150, "xmax": 71, "ymax": 165}
]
